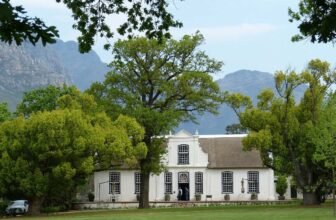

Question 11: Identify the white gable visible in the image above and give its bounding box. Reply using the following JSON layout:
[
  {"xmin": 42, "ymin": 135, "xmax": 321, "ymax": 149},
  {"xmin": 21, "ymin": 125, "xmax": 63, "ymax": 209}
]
[
  {"xmin": 173, "ymin": 129, "xmax": 194, "ymax": 138},
  {"xmin": 164, "ymin": 130, "xmax": 208, "ymax": 167}
]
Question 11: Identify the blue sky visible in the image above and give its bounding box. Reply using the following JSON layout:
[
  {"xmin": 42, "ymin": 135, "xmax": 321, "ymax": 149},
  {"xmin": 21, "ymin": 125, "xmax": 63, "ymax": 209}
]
[{"xmin": 14, "ymin": 0, "xmax": 336, "ymax": 79}]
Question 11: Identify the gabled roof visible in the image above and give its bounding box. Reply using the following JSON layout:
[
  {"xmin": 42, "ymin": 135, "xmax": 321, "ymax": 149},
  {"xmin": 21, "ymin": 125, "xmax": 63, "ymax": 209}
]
[{"xmin": 199, "ymin": 136, "xmax": 265, "ymax": 169}]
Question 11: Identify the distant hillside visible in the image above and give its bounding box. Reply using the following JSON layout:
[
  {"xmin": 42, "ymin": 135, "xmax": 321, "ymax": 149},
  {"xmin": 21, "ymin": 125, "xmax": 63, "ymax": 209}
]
[
  {"xmin": 177, "ymin": 70, "xmax": 306, "ymax": 134},
  {"xmin": 0, "ymin": 40, "xmax": 110, "ymax": 109},
  {"xmin": 49, "ymin": 40, "xmax": 110, "ymax": 90},
  {"xmin": 0, "ymin": 42, "xmax": 70, "ymax": 109}
]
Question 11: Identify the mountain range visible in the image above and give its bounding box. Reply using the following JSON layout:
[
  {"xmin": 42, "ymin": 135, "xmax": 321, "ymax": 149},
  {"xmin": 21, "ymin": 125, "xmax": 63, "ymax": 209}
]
[
  {"xmin": 0, "ymin": 40, "xmax": 305, "ymax": 133},
  {"xmin": 0, "ymin": 40, "xmax": 109, "ymax": 109}
]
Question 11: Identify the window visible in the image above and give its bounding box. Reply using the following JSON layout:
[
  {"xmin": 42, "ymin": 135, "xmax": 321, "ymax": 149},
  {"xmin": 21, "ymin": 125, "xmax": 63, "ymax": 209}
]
[
  {"xmin": 222, "ymin": 171, "xmax": 233, "ymax": 194},
  {"xmin": 178, "ymin": 144, "xmax": 189, "ymax": 164},
  {"xmin": 164, "ymin": 172, "xmax": 173, "ymax": 194},
  {"xmin": 109, "ymin": 172, "xmax": 120, "ymax": 194},
  {"xmin": 195, "ymin": 172, "xmax": 203, "ymax": 194},
  {"xmin": 135, "ymin": 172, "xmax": 141, "ymax": 194},
  {"xmin": 248, "ymin": 171, "xmax": 259, "ymax": 193}
]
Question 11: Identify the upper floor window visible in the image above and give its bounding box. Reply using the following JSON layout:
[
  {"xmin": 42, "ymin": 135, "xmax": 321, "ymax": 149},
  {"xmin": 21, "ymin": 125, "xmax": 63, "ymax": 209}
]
[
  {"xmin": 178, "ymin": 144, "xmax": 189, "ymax": 165},
  {"xmin": 222, "ymin": 171, "xmax": 233, "ymax": 194},
  {"xmin": 164, "ymin": 172, "xmax": 173, "ymax": 194},
  {"xmin": 195, "ymin": 172, "xmax": 203, "ymax": 194},
  {"xmin": 248, "ymin": 171, "xmax": 259, "ymax": 193},
  {"xmin": 109, "ymin": 172, "xmax": 120, "ymax": 194},
  {"xmin": 134, "ymin": 172, "xmax": 141, "ymax": 194}
]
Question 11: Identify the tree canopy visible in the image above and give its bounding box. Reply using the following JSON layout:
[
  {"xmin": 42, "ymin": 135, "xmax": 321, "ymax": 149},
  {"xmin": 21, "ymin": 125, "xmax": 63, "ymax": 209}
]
[
  {"xmin": 0, "ymin": 103, "xmax": 11, "ymax": 123},
  {"xmin": 224, "ymin": 59, "xmax": 336, "ymax": 205},
  {"xmin": 0, "ymin": 0, "xmax": 59, "ymax": 46},
  {"xmin": 88, "ymin": 32, "xmax": 223, "ymax": 208},
  {"xmin": 16, "ymin": 85, "xmax": 77, "ymax": 117},
  {"xmin": 0, "ymin": 88, "xmax": 146, "ymax": 214},
  {"xmin": 0, "ymin": 0, "xmax": 182, "ymax": 52},
  {"xmin": 289, "ymin": 0, "xmax": 336, "ymax": 43}
]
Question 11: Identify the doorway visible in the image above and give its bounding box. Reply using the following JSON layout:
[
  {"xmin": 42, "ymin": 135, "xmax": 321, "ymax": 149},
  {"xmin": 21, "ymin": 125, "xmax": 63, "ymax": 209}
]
[
  {"xmin": 178, "ymin": 172, "xmax": 189, "ymax": 201},
  {"xmin": 178, "ymin": 183, "xmax": 190, "ymax": 201}
]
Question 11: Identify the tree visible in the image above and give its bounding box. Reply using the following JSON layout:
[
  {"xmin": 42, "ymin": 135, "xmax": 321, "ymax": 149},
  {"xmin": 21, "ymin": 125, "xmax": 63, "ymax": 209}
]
[
  {"xmin": 225, "ymin": 123, "xmax": 247, "ymax": 134},
  {"xmin": 312, "ymin": 93, "xmax": 336, "ymax": 215},
  {"xmin": 224, "ymin": 59, "xmax": 336, "ymax": 205},
  {"xmin": 0, "ymin": 91, "xmax": 146, "ymax": 215},
  {"xmin": 1, "ymin": 0, "xmax": 182, "ymax": 52},
  {"xmin": 289, "ymin": 0, "xmax": 336, "ymax": 43},
  {"xmin": 0, "ymin": 0, "xmax": 59, "ymax": 46},
  {"xmin": 16, "ymin": 84, "xmax": 77, "ymax": 117},
  {"xmin": 88, "ymin": 33, "xmax": 223, "ymax": 208},
  {"xmin": 0, "ymin": 102, "xmax": 11, "ymax": 123}
]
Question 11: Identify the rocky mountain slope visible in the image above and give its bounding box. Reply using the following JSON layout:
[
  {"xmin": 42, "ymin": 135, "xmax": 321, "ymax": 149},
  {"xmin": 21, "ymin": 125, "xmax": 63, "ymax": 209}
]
[
  {"xmin": 0, "ymin": 40, "xmax": 110, "ymax": 109},
  {"xmin": 177, "ymin": 70, "xmax": 306, "ymax": 134}
]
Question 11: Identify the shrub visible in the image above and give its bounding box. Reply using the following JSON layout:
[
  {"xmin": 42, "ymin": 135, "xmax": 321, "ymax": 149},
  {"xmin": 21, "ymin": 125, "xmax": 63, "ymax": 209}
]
[
  {"xmin": 276, "ymin": 176, "xmax": 288, "ymax": 198},
  {"xmin": 164, "ymin": 194, "xmax": 170, "ymax": 201}
]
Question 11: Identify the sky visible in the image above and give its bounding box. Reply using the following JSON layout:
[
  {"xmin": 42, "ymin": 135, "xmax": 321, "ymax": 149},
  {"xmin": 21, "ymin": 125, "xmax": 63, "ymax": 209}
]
[{"xmin": 13, "ymin": 0, "xmax": 336, "ymax": 79}]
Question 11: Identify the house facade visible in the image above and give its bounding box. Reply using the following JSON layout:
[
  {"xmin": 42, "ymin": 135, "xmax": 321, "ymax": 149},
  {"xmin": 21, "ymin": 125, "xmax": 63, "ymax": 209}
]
[{"xmin": 94, "ymin": 130, "xmax": 276, "ymax": 202}]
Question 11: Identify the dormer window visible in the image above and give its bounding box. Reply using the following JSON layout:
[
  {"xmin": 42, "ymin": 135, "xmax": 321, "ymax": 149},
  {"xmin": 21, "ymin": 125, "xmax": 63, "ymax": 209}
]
[{"xmin": 178, "ymin": 144, "xmax": 189, "ymax": 165}]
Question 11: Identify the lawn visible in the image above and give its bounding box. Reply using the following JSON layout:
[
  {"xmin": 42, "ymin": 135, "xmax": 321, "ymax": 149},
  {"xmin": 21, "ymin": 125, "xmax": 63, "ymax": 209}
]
[{"xmin": 6, "ymin": 204, "xmax": 335, "ymax": 220}]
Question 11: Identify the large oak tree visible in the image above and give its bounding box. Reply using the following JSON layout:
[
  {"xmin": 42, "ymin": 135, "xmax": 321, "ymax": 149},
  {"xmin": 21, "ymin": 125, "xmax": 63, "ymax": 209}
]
[
  {"xmin": 88, "ymin": 32, "xmax": 223, "ymax": 208},
  {"xmin": 225, "ymin": 59, "xmax": 336, "ymax": 205},
  {"xmin": 0, "ymin": 0, "xmax": 182, "ymax": 52},
  {"xmin": 0, "ymin": 89, "xmax": 146, "ymax": 214}
]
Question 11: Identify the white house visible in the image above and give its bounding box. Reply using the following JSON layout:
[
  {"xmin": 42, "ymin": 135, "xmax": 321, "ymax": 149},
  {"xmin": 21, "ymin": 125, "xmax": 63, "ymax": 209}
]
[{"xmin": 94, "ymin": 130, "xmax": 276, "ymax": 202}]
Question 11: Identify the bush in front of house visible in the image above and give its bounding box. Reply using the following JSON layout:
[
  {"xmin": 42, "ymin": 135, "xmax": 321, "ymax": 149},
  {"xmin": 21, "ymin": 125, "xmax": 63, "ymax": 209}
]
[{"xmin": 276, "ymin": 176, "xmax": 288, "ymax": 200}]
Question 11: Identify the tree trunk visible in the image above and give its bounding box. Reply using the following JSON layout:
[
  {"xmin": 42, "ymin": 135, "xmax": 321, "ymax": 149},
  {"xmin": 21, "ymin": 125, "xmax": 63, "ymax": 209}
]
[
  {"xmin": 139, "ymin": 171, "xmax": 150, "ymax": 209},
  {"xmin": 302, "ymin": 192, "xmax": 320, "ymax": 205},
  {"xmin": 28, "ymin": 197, "xmax": 44, "ymax": 215}
]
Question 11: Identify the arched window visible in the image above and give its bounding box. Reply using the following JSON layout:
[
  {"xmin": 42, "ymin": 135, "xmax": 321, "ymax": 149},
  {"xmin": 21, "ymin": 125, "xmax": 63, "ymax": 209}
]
[{"xmin": 178, "ymin": 144, "xmax": 189, "ymax": 165}]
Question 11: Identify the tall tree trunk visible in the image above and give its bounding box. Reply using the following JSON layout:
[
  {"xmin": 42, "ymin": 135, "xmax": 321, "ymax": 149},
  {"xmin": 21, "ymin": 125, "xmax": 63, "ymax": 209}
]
[
  {"xmin": 139, "ymin": 171, "xmax": 150, "ymax": 208},
  {"xmin": 28, "ymin": 197, "xmax": 44, "ymax": 215},
  {"xmin": 302, "ymin": 192, "xmax": 320, "ymax": 205}
]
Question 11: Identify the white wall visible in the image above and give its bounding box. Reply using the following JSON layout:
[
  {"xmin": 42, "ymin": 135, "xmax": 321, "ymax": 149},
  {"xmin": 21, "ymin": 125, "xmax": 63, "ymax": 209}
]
[
  {"xmin": 94, "ymin": 131, "xmax": 275, "ymax": 202},
  {"xmin": 95, "ymin": 168, "xmax": 275, "ymax": 202}
]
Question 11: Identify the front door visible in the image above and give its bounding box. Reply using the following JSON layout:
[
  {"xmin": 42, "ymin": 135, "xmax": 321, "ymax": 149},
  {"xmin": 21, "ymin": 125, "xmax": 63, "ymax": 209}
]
[{"xmin": 178, "ymin": 172, "xmax": 189, "ymax": 201}]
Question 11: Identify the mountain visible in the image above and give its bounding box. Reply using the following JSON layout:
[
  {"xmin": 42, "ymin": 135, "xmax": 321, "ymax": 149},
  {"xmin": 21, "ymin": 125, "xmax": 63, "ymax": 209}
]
[
  {"xmin": 49, "ymin": 40, "xmax": 110, "ymax": 90},
  {"xmin": 0, "ymin": 42, "xmax": 70, "ymax": 109},
  {"xmin": 0, "ymin": 40, "xmax": 110, "ymax": 109},
  {"xmin": 177, "ymin": 70, "xmax": 306, "ymax": 134}
]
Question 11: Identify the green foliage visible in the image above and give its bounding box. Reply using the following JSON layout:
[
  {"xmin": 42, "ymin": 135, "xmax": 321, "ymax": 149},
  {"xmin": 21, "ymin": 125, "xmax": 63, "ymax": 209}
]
[
  {"xmin": 289, "ymin": 0, "xmax": 336, "ymax": 44},
  {"xmin": 312, "ymin": 93, "xmax": 336, "ymax": 185},
  {"xmin": 225, "ymin": 123, "xmax": 247, "ymax": 134},
  {"xmin": 58, "ymin": 0, "xmax": 183, "ymax": 52},
  {"xmin": 88, "ymin": 33, "xmax": 223, "ymax": 207},
  {"xmin": 0, "ymin": 102, "xmax": 11, "ymax": 123},
  {"xmin": 16, "ymin": 85, "xmax": 78, "ymax": 117},
  {"xmin": 0, "ymin": 90, "xmax": 146, "ymax": 213},
  {"xmin": 224, "ymin": 59, "xmax": 336, "ymax": 204},
  {"xmin": 276, "ymin": 176, "xmax": 288, "ymax": 197},
  {"xmin": 1, "ymin": 0, "xmax": 182, "ymax": 52},
  {"xmin": 0, "ymin": 0, "xmax": 59, "ymax": 46}
]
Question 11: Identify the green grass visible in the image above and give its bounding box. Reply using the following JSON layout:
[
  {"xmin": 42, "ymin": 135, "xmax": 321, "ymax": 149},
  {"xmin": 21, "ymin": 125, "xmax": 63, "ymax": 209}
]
[{"xmin": 6, "ymin": 204, "xmax": 336, "ymax": 220}]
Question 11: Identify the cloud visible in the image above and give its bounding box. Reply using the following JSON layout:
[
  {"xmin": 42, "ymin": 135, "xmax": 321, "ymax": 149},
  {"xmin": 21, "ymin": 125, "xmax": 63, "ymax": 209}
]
[{"xmin": 175, "ymin": 23, "xmax": 276, "ymax": 41}]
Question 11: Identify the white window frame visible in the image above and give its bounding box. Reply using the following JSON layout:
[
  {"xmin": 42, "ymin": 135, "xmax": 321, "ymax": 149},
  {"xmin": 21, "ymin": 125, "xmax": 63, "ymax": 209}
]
[
  {"xmin": 222, "ymin": 171, "xmax": 233, "ymax": 194},
  {"xmin": 178, "ymin": 144, "xmax": 189, "ymax": 165},
  {"xmin": 134, "ymin": 172, "xmax": 141, "ymax": 194},
  {"xmin": 248, "ymin": 171, "xmax": 259, "ymax": 193},
  {"xmin": 195, "ymin": 172, "xmax": 203, "ymax": 194},
  {"xmin": 109, "ymin": 172, "xmax": 120, "ymax": 194},
  {"xmin": 164, "ymin": 172, "xmax": 173, "ymax": 194}
]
